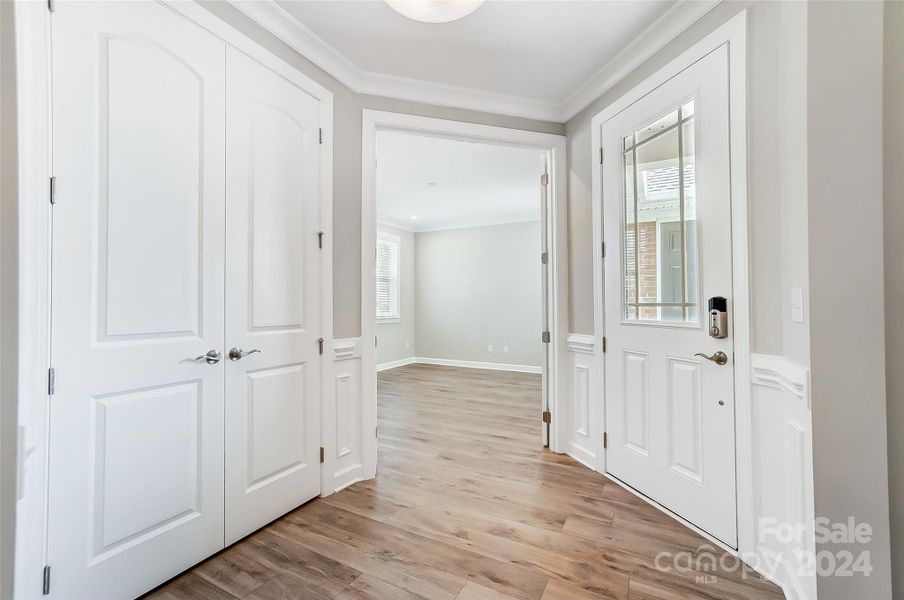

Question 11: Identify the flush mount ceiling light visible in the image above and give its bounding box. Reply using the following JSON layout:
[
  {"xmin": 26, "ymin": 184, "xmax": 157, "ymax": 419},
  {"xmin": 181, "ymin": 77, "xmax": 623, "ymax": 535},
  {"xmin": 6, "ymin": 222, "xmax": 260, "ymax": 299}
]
[{"xmin": 384, "ymin": 0, "xmax": 485, "ymax": 23}]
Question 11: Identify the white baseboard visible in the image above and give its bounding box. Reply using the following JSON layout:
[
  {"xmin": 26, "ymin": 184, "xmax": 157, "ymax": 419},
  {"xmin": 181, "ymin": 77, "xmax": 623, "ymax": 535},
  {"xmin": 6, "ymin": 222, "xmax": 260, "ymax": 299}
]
[
  {"xmin": 376, "ymin": 357, "xmax": 418, "ymax": 372},
  {"xmin": 378, "ymin": 356, "xmax": 542, "ymax": 374}
]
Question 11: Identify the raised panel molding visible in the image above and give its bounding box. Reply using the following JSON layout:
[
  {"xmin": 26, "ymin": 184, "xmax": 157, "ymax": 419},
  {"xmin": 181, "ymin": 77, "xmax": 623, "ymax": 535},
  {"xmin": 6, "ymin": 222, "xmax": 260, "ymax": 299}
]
[
  {"xmin": 749, "ymin": 354, "xmax": 815, "ymax": 600},
  {"xmin": 324, "ymin": 338, "xmax": 364, "ymax": 494},
  {"xmin": 565, "ymin": 333, "xmax": 601, "ymax": 470}
]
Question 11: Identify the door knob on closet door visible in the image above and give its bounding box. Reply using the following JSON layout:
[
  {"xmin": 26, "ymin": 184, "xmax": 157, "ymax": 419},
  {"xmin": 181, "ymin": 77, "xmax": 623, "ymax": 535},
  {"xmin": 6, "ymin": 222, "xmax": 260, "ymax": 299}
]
[
  {"xmin": 193, "ymin": 350, "xmax": 222, "ymax": 365},
  {"xmin": 229, "ymin": 347, "xmax": 261, "ymax": 361}
]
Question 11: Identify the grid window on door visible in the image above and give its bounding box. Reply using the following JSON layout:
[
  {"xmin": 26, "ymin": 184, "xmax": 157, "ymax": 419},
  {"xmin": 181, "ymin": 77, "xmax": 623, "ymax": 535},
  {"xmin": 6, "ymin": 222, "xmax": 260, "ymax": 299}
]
[
  {"xmin": 376, "ymin": 234, "xmax": 401, "ymax": 321},
  {"xmin": 622, "ymin": 99, "xmax": 698, "ymax": 323}
]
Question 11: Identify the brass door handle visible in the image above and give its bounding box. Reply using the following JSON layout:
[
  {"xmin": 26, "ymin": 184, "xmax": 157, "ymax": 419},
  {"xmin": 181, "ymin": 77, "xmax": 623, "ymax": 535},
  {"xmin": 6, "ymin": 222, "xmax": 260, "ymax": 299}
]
[{"xmin": 695, "ymin": 351, "xmax": 728, "ymax": 365}]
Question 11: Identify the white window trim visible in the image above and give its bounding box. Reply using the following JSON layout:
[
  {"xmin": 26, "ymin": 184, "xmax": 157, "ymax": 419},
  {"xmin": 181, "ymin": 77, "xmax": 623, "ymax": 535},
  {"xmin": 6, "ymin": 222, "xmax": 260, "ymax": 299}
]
[{"xmin": 376, "ymin": 231, "xmax": 401, "ymax": 322}]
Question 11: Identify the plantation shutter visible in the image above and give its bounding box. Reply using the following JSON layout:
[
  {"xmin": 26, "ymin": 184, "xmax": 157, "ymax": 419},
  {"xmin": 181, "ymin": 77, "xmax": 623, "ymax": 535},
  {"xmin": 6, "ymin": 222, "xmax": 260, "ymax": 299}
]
[{"xmin": 376, "ymin": 236, "xmax": 400, "ymax": 320}]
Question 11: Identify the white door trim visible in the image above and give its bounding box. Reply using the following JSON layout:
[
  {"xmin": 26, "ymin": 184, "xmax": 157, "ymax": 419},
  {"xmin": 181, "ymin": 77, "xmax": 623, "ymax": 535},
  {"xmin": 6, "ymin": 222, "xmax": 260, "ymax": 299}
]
[
  {"xmin": 361, "ymin": 110, "xmax": 568, "ymax": 477},
  {"xmin": 12, "ymin": 2, "xmax": 333, "ymax": 597},
  {"xmin": 590, "ymin": 10, "xmax": 751, "ymax": 554}
]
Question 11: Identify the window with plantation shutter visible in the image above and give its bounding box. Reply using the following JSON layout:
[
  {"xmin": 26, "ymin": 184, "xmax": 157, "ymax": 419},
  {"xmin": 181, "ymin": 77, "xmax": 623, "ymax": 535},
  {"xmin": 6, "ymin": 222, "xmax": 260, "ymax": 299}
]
[{"xmin": 376, "ymin": 233, "xmax": 401, "ymax": 320}]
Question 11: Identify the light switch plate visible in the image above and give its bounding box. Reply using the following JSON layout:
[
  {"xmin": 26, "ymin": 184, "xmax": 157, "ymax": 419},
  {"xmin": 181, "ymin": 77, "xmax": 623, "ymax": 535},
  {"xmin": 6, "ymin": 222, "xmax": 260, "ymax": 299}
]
[
  {"xmin": 791, "ymin": 288, "xmax": 804, "ymax": 323},
  {"xmin": 487, "ymin": 344, "xmax": 494, "ymax": 353}
]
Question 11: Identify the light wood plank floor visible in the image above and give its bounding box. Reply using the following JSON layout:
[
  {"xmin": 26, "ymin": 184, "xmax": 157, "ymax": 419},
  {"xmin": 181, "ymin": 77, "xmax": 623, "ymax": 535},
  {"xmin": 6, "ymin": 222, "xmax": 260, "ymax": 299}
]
[{"xmin": 146, "ymin": 364, "xmax": 783, "ymax": 600}]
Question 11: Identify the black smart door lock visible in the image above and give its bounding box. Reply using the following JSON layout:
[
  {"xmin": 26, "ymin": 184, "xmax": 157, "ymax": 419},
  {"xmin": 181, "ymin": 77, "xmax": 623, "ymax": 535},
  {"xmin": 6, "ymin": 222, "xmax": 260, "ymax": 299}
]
[{"xmin": 708, "ymin": 296, "xmax": 728, "ymax": 339}]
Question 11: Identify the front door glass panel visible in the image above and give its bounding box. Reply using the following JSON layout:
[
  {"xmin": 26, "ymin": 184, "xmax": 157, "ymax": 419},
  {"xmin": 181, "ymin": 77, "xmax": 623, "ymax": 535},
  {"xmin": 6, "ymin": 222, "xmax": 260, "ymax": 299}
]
[{"xmin": 622, "ymin": 100, "xmax": 698, "ymax": 323}]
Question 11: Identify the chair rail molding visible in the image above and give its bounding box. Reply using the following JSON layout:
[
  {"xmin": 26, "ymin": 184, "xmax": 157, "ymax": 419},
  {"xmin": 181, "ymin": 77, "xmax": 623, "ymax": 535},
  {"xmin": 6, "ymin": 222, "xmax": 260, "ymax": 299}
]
[{"xmin": 566, "ymin": 333, "xmax": 596, "ymax": 355}]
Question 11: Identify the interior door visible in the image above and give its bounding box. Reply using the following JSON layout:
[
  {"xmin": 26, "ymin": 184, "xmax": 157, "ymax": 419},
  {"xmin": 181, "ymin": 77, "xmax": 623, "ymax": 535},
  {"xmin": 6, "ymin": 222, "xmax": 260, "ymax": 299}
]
[
  {"xmin": 601, "ymin": 45, "xmax": 737, "ymax": 546},
  {"xmin": 224, "ymin": 47, "xmax": 323, "ymax": 544},
  {"xmin": 47, "ymin": 3, "xmax": 226, "ymax": 598}
]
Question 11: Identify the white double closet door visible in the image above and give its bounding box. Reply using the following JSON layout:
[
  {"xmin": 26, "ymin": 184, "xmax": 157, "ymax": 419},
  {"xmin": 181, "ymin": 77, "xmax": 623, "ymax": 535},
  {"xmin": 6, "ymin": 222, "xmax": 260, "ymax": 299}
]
[{"xmin": 47, "ymin": 3, "xmax": 324, "ymax": 599}]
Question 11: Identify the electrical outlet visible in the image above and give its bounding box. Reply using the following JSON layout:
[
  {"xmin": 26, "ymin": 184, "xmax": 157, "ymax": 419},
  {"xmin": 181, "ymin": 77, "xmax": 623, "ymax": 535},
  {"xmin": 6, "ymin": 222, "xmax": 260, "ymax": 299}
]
[
  {"xmin": 503, "ymin": 345, "xmax": 509, "ymax": 354},
  {"xmin": 487, "ymin": 344, "xmax": 494, "ymax": 353}
]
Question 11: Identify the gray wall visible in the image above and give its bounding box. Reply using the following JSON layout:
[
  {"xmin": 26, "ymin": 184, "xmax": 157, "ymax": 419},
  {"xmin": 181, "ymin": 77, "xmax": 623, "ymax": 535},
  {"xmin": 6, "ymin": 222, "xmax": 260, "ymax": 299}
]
[
  {"xmin": 807, "ymin": 4, "xmax": 891, "ymax": 599},
  {"xmin": 886, "ymin": 1, "xmax": 904, "ymax": 595},
  {"xmin": 198, "ymin": 2, "xmax": 564, "ymax": 340},
  {"xmin": 0, "ymin": 1, "xmax": 18, "ymax": 598},
  {"xmin": 416, "ymin": 222, "xmax": 543, "ymax": 367},
  {"xmin": 375, "ymin": 224, "xmax": 416, "ymax": 365}
]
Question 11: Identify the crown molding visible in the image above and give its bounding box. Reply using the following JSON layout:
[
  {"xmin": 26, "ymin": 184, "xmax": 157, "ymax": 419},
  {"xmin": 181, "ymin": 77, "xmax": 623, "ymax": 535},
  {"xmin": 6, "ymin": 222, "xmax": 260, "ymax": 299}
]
[
  {"xmin": 226, "ymin": 0, "xmax": 719, "ymax": 123},
  {"xmin": 558, "ymin": 0, "xmax": 720, "ymax": 121}
]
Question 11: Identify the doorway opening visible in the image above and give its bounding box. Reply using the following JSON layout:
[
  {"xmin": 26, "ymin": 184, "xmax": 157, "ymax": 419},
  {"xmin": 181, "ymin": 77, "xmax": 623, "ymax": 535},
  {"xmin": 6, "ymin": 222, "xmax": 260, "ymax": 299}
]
[{"xmin": 360, "ymin": 111, "xmax": 567, "ymax": 478}]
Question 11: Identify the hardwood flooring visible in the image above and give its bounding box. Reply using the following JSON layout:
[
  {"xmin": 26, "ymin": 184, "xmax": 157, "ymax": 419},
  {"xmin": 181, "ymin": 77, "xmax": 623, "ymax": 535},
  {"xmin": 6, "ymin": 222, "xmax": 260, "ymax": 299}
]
[{"xmin": 145, "ymin": 364, "xmax": 783, "ymax": 600}]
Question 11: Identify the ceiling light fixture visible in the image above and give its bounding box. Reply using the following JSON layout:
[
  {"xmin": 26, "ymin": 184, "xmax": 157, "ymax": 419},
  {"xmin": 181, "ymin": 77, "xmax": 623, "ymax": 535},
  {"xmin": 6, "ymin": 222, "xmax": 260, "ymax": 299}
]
[{"xmin": 384, "ymin": 0, "xmax": 485, "ymax": 23}]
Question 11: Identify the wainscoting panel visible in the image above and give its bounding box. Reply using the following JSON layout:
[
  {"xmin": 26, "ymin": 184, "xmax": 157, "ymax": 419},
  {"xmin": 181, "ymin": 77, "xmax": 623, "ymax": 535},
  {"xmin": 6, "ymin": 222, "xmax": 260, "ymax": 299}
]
[
  {"xmin": 565, "ymin": 334, "xmax": 602, "ymax": 470},
  {"xmin": 749, "ymin": 354, "xmax": 815, "ymax": 600},
  {"xmin": 323, "ymin": 338, "xmax": 365, "ymax": 494}
]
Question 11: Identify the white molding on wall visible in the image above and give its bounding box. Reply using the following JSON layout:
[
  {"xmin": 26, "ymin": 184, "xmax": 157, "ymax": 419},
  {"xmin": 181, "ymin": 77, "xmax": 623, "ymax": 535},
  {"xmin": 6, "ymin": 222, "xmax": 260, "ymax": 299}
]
[
  {"xmin": 333, "ymin": 338, "xmax": 361, "ymax": 361},
  {"xmin": 566, "ymin": 333, "xmax": 596, "ymax": 355},
  {"xmin": 564, "ymin": 333, "xmax": 603, "ymax": 471},
  {"xmin": 325, "ymin": 337, "xmax": 366, "ymax": 495},
  {"xmin": 749, "ymin": 353, "xmax": 815, "ymax": 600},
  {"xmin": 376, "ymin": 357, "xmax": 417, "ymax": 372},
  {"xmin": 750, "ymin": 353, "xmax": 810, "ymax": 409},
  {"xmin": 412, "ymin": 357, "xmax": 542, "ymax": 375},
  {"xmin": 225, "ymin": 0, "xmax": 718, "ymax": 122}
]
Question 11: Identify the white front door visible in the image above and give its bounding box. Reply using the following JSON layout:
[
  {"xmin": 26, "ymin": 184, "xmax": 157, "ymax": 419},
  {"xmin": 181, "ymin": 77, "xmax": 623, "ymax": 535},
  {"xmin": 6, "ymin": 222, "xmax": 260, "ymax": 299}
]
[
  {"xmin": 602, "ymin": 45, "xmax": 737, "ymax": 546},
  {"xmin": 224, "ymin": 47, "xmax": 323, "ymax": 544},
  {"xmin": 48, "ymin": 3, "xmax": 226, "ymax": 598}
]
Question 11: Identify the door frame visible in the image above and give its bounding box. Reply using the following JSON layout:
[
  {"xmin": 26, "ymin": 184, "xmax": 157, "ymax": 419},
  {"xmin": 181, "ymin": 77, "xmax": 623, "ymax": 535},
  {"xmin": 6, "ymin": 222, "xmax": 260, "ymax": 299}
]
[
  {"xmin": 12, "ymin": 3, "xmax": 333, "ymax": 597},
  {"xmin": 361, "ymin": 110, "xmax": 568, "ymax": 478},
  {"xmin": 590, "ymin": 11, "xmax": 752, "ymax": 554}
]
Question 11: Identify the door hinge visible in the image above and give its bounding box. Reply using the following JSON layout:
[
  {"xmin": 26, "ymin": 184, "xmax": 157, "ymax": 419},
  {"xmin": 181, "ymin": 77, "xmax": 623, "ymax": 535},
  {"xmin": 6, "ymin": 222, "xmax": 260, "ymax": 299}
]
[
  {"xmin": 601, "ymin": 241, "xmax": 605, "ymax": 258},
  {"xmin": 47, "ymin": 368, "xmax": 55, "ymax": 395},
  {"xmin": 540, "ymin": 173, "xmax": 549, "ymax": 186},
  {"xmin": 542, "ymin": 410, "xmax": 551, "ymax": 424},
  {"xmin": 317, "ymin": 337, "xmax": 324, "ymax": 355},
  {"xmin": 319, "ymin": 128, "xmax": 324, "ymax": 144},
  {"xmin": 603, "ymin": 432, "xmax": 608, "ymax": 449},
  {"xmin": 49, "ymin": 176, "xmax": 57, "ymax": 204},
  {"xmin": 541, "ymin": 330, "xmax": 551, "ymax": 344},
  {"xmin": 540, "ymin": 251, "xmax": 548, "ymax": 265},
  {"xmin": 320, "ymin": 447, "xmax": 325, "ymax": 463},
  {"xmin": 317, "ymin": 231, "xmax": 325, "ymax": 249},
  {"xmin": 599, "ymin": 147, "xmax": 604, "ymax": 164},
  {"xmin": 47, "ymin": 0, "xmax": 54, "ymax": 12},
  {"xmin": 374, "ymin": 336, "xmax": 378, "ymax": 348},
  {"xmin": 602, "ymin": 337, "xmax": 607, "ymax": 353},
  {"xmin": 42, "ymin": 565, "xmax": 50, "ymax": 595}
]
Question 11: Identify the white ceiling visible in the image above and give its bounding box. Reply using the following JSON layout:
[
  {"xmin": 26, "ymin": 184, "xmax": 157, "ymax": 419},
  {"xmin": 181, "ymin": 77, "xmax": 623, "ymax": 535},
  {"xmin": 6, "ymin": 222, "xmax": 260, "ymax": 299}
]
[
  {"xmin": 229, "ymin": 0, "xmax": 718, "ymax": 121},
  {"xmin": 376, "ymin": 130, "xmax": 541, "ymax": 232}
]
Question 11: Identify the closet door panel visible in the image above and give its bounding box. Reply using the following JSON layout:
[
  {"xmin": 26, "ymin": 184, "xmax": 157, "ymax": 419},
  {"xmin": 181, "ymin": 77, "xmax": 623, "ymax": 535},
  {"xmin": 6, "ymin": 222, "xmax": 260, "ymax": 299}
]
[
  {"xmin": 48, "ymin": 3, "xmax": 227, "ymax": 599},
  {"xmin": 225, "ymin": 46, "xmax": 323, "ymax": 544}
]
